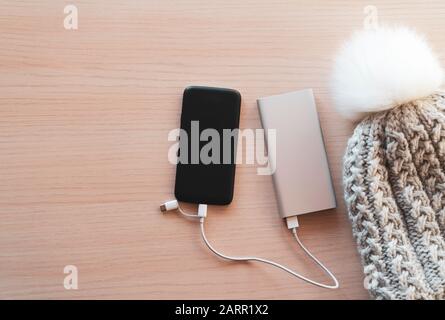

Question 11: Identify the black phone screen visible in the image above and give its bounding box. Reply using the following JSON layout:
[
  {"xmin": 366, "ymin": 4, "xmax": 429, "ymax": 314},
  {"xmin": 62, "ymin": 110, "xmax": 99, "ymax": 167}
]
[{"xmin": 174, "ymin": 86, "xmax": 241, "ymax": 205}]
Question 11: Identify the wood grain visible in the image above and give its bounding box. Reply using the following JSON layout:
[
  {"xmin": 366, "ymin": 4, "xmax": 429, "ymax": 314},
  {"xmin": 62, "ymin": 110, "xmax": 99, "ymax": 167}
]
[{"xmin": 1, "ymin": 0, "xmax": 445, "ymax": 299}]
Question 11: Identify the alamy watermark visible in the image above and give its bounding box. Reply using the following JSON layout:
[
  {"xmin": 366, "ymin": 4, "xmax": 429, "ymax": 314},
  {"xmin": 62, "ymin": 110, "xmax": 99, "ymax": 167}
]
[
  {"xmin": 64, "ymin": 4, "xmax": 78, "ymax": 30},
  {"xmin": 63, "ymin": 265, "xmax": 78, "ymax": 290},
  {"xmin": 167, "ymin": 121, "xmax": 276, "ymax": 175},
  {"xmin": 363, "ymin": 5, "xmax": 379, "ymax": 30}
]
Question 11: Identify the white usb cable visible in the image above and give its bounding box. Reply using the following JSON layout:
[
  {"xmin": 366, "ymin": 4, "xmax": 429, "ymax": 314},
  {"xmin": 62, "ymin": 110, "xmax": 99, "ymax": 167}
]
[{"xmin": 160, "ymin": 200, "xmax": 339, "ymax": 289}]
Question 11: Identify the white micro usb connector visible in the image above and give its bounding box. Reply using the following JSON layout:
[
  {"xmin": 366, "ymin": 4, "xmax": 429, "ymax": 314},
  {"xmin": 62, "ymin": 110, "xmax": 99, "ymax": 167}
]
[
  {"xmin": 160, "ymin": 199, "xmax": 179, "ymax": 212},
  {"xmin": 198, "ymin": 204, "xmax": 207, "ymax": 218}
]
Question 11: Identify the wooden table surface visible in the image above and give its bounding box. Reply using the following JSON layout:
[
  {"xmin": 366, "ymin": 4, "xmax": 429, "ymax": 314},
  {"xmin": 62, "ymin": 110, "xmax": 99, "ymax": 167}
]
[{"xmin": 1, "ymin": 0, "xmax": 445, "ymax": 300}]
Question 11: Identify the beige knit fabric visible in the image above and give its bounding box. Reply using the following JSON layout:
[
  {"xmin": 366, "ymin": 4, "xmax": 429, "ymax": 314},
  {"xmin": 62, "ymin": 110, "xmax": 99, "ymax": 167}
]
[{"xmin": 343, "ymin": 92, "xmax": 445, "ymax": 299}]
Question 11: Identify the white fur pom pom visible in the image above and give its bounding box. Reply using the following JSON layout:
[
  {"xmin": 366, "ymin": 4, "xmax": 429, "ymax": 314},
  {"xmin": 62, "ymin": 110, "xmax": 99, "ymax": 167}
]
[{"xmin": 331, "ymin": 27, "xmax": 443, "ymax": 121}]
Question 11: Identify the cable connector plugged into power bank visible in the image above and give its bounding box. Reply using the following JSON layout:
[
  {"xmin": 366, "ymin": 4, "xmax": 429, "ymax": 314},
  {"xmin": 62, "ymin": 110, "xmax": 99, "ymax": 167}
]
[{"xmin": 286, "ymin": 216, "xmax": 299, "ymax": 229}]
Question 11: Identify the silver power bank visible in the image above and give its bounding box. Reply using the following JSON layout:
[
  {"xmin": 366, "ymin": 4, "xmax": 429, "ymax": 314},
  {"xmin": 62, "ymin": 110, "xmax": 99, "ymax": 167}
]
[{"xmin": 257, "ymin": 89, "xmax": 336, "ymax": 218}]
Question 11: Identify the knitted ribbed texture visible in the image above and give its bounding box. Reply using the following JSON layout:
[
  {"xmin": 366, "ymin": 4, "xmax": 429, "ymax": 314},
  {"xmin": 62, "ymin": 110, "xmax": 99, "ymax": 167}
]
[{"xmin": 343, "ymin": 92, "xmax": 445, "ymax": 299}]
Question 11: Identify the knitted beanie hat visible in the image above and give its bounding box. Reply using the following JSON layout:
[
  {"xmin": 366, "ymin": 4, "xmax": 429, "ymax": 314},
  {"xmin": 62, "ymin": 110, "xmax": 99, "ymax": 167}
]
[{"xmin": 331, "ymin": 27, "xmax": 445, "ymax": 299}]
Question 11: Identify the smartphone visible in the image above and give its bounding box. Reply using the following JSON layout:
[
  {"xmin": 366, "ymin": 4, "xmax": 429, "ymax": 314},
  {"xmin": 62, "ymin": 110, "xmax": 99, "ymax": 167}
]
[{"xmin": 174, "ymin": 86, "xmax": 241, "ymax": 205}]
